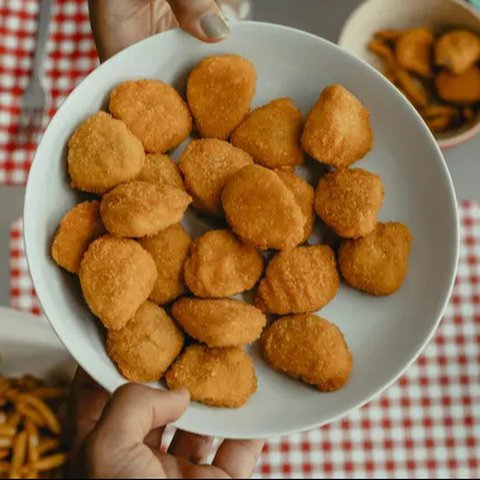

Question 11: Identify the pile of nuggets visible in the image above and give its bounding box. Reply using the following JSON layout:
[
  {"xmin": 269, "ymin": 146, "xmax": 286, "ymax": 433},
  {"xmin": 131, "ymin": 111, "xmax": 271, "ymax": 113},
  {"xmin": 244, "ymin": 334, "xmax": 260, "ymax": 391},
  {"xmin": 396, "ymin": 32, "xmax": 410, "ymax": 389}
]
[
  {"xmin": 51, "ymin": 53, "xmax": 412, "ymax": 408},
  {"xmin": 368, "ymin": 28, "xmax": 480, "ymax": 133}
]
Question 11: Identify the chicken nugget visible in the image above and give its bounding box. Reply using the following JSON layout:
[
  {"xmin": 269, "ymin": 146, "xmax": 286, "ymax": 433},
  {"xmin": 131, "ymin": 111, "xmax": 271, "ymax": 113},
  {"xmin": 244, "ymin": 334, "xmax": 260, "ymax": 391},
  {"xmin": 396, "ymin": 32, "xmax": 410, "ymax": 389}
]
[
  {"xmin": 165, "ymin": 344, "xmax": 257, "ymax": 408},
  {"xmin": 435, "ymin": 29, "xmax": 480, "ymax": 74},
  {"xmin": 187, "ymin": 54, "xmax": 256, "ymax": 139},
  {"xmin": 301, "ymin": 85, "xmax": 373, "ymax": 169},
  {"xmin": 178, "ymin": 139, "xmax": 253, "ymax": 215},
  {"xmin": 275, "ymin": 169, "xmax": 314, "ymax": 243},
  {"xmin": 230, "ymin": 98, "xmax": 304, "ymax": 168},
  {"xmin": 395, "ymin": 28, "xmax": 434, "ymax": 77},
  {"xmin": 109, "ymin": 79, "xmax": 192, "ymax": 153},
  {"xmin": 136, "ymin": 153, "xmax": 184, "ymax": 190},
  {"xmin": 261, "ymin": 314, "xmax": 352, "ymax": 392},
  {"xmin": 183, "ymin": 229, "xmax": 263, "ymax": 298},
  {"xmin": 51, "ymin": 201, "xmax": 105, "ymax": 274},
  {"xmin": 255, "ymin": 245, "xmax": 339, "ymax": 315},
  {"xmin": 314, "ymin": 168, "xmax": 384, "ymax": 238},
  {"xmin": 100, "ymin": 180, "xmax": 192, "ymax": 238},
  {"xmin": 396, "ymin": 69, "xmax": 428, "ymax": 108},
  {"xmin": 79, "ymin": 236, "xmax": 157, "ymax": 330},
  {"xmin": 435, "ymin": 66, "xmax": 480, "ymax": 104},
  {"xmin": 107, "ymin": 301, "xmax": 184, "ymax": 382},
  {"xmin": 171, "ymin": 298, "xmax": 266, "ymax": 347},
  {"xmin": 338, "ymin": 222, "xmax": 412, "ymax": 296},
  {"xmin": 139, "ymin": 224, "xmax": 192, "ymax": 305},
  {"xmin": 68, "ymin": 112, "xmax": 145, "ymax": 194},
  {"xmin": 222, "ymin": 165, "xmax": 305, "ymax": 250}
]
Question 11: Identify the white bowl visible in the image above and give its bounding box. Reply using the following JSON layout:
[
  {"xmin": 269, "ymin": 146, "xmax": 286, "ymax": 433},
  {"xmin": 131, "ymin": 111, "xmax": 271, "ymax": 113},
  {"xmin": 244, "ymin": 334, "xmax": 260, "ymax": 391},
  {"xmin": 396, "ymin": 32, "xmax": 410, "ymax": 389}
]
[
  {"xmin": 338, "ymin": 0, "xmax": 480, "ymax": 149},
  {"xmin": 0, "ymin": 307, "xmax": 75, "ymax": 382},
  {"xmin": 24, "ymin": 21, "xmax": 459, "ymax": 439}
]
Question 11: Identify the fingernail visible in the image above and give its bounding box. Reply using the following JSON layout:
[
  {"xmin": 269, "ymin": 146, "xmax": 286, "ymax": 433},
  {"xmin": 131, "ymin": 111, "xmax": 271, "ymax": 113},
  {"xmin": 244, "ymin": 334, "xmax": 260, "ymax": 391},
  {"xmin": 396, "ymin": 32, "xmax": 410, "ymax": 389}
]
[{"xmin": 200, "ymin": 12, "xmax": 230, "ymax": 40}]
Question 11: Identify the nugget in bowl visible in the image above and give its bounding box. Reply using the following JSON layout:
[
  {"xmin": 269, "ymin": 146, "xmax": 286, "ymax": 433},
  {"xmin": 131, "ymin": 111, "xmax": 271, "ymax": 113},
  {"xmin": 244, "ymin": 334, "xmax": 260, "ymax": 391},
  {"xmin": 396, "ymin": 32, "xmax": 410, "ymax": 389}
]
[
  {"xmin": 183, "ymin": 229, "xmax": 264, "ymax": 298},
  {"xmin": 255, "ymin": 245, "xmax": 339, "ymax": 314},
  {"xmin": 262, "ymin": 314, "xmax": 352, "ymax": 392},
  {"xmin": 222, "ymin": 165, "xmax": 306, "ymax": 250},
  {"xmin": 171, "ymin": 297, "xmax": 266, "ymax": 347},
  {"xmin": 109, "ymin": 79, "xmax": 192, "ymax": 153},
  {"xmin": 68, "ymin": 111, "xmax": 145, "ymax": 194},
  {"xmin": 107, "ymin": 301, "xmax": 184, "ymax": 382},
  {"xmin": 166, "ymin": 344, "xmax": 257, "ymax": 408},
  {"xmin": 79, "ymin": 236, "xmax": 157, "ymax": 330},
  {"xmin": 100, "ymin": 181, "xmax": 192, "ymax": 238}
]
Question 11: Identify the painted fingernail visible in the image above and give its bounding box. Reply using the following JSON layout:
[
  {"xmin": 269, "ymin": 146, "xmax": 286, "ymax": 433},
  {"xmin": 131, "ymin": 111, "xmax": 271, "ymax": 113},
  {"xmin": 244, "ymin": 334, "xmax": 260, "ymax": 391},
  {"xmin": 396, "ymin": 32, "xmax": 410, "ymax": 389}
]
[{"xmin": 199, "ymin": 12, "xmax": 230, "ymax": 40}]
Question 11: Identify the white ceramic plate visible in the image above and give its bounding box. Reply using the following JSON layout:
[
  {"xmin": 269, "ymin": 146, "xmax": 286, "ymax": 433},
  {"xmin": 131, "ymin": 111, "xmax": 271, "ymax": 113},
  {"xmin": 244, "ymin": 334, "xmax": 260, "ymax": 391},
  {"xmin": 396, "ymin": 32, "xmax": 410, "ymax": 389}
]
[
  {"xmin": 24, "ymin": 22, "xmax": 459, "ymax": 439},
  {"xmin": 337, "ymin": 0, "xmax": 480, "ymax": 149},
  {"xmin": 0, "ymin": 307, "xmax": 75, "ymax": 382}
]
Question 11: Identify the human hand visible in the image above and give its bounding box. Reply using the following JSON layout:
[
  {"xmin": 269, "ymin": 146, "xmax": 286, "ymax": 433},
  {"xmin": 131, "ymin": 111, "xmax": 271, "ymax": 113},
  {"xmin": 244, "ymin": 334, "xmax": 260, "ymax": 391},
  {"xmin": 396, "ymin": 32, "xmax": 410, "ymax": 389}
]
[
  {"xmin": 88, "ymin": 0, "xmax": 230, "ymax": 62},
  {"xmin": 68, "ymin": 368, "xmax": 264, "ymax": 479}
]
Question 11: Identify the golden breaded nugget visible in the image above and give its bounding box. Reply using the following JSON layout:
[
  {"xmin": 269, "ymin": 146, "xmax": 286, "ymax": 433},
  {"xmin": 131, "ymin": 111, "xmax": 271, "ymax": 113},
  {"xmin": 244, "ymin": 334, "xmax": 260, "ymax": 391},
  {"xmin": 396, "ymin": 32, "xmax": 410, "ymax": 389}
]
[
  {"xmin": 68, "ymin": 112, "xmax": 145, "ymax": 194},
  {"xmin": 51, "ymin": 201, "xmax": 105, "ymax": 274},
  {"xmin": 301, "ymin": 85, "xmax": 373, "ymax": 169},
  {"xmin": 435, "ymin": 29, "xmax": 480, "ymax": 74},
  {"xmin": 100, "ymin": 181, "xmax": 192, "ymax": 238},
  {"xmin": 222, "ymin": 165, "xmax": 305, "ymax": 250},
  {"xmin": 255, "ymin": 245, "xmax": 339, "ymax": 315},
  {"xmin": 338, "ymin": 222, "xmax": 412, "ymax": 296},
  {"xmin": 109, "ymin": 79, "xmax": 192, "ymax": 153},
  {"xmin": 107, "ymin": 301, "xmax": 184, "ymax": 382},
  {"xmin": 314, "ymin": 168, "xmax": 384, "ymax": 238},
  {"xmin": 183, "ymin": 229, "xmax": 264, "ymax": 298},
  {"xmin": 187, "ymin": 54, "xmax": 256, "ymax": 139},
  {"xmin": 230, "ymin": 98, "xmax": 304, "ymax": 168},
  {"xmin": 136, "ymin": 153, "xmax": 184, "ymax": 190},
  {"xmin": 165, "ymin": 345, "xmax": 257, "ymax": 408},
  {"xmin": 435, "ymin": 66, "xmax": 480, "ymax": 104},
  {"xmin": 275, "ymin": 169, "xmax": 314, "ymax": 243},
  {"xmin": 171, "ymin": 297, "xmax": 266, "ymax": 347},
  {"xmin": 178, "ymin": 139, "xmax": 253, "ymax": 215},
  {"xmin": 262, "ymin": 314, "xmax": 352, "ymax": 392},
  {"xmin": 139, "ymin": 224, "xmax": 192, "ymax": 305},
  {"xmin": 79, "ymin": 236, "xmax": 157, "ymax": 330},
  {"xmin": 396, "ymin": 69, "xmax": 428, "ymax": 108},
  {"xmin": 395, "ymin": 28, "xmax": 434, "ymax": 77}
]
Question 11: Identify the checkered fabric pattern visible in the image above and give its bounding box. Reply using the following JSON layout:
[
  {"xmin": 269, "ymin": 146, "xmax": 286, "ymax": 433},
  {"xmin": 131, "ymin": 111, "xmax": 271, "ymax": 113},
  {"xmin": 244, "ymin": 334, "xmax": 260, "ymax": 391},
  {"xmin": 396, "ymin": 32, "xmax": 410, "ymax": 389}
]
[
  {"xmin": 9, "ymin": 201, "xmax": 480, "ymax": 478},
  {"xmin": 0, "ymin": 0, "xmax": 98, "ymax": 184}
]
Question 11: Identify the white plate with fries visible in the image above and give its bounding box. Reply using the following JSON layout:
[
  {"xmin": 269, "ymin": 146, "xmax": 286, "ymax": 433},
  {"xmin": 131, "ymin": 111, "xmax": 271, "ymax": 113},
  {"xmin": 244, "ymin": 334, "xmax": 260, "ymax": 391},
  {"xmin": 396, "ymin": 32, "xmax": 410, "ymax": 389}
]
[{"xmin": 0, "ymin": 307, "xmax": 75, "ymax": 478}]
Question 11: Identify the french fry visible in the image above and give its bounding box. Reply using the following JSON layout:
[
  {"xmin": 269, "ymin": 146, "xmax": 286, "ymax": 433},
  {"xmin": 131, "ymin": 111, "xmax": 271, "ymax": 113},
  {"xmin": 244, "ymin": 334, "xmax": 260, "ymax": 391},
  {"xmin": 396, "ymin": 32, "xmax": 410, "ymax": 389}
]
[
  {"xmin": 368, "ymin": 39, "xmax": 396, "ymax": 69},
  {"xmin": 28, "ymin": 453, "xmax": 67, "ymax": 472},
  {"xmin": 0, "ymin": 461, "xmax": 10, "ymax": 473},
  {"xmin": 9, "ymin": 431, "xmax": 27, "ymax": 479},
  {"xmin": 38, "ymin": 439, "xmax": 59, "ymax": 456},
  {"xmin": 0, "ymin": 379, "xmax": 11, "ymax": 395},
  {"xmin": 7, "ymin": 413, "xmax": 21, "ymax": 429},
  {"xmin": 0, "ymin": 413, "xmax": 7, "ymax": 425},
  {"xmin": 25, "ymin": 421, "xmax": 39, "ymax": 465},
  {"xmin": 396, "ymin": 69, "xmax": 428, "ymax": 108},
  {"xmin": 463, "ymin": 107, "xmax": 475, "ymax": 122},
  {"xmin": 375, "ymin": 29, "xmax": 403, "ymax": 41},
  {"xmin": 0, "ymin": 426, "xmax": 15, "ymax": 437},
  {"xmin": 0, "ymin": 450, "xmax": 9, "ymax": 460},
  {"xmin": 421, "ymin": 104, "xmax": 458, "ymax": 118},
  {"xmin": 30, "ymin": 387, "xmax": 69, "ymax": 401},
  {"xmin": 16, "ymin": 376, "xmax": 42, "ymax": 392},
  {"xmin": 15, "ymin": 404, "xmax": 44, "ymax": 429},
  {"xmin": 16, "ymin": 396, "xmax": 59, "ymax": 435},
  {"xmin": 426, "ymin": 114, "xmax": 452, "ymax": 132},
  {"xmin": 0, "ymin": 437, "xmax": 13, "ymax": 449}
]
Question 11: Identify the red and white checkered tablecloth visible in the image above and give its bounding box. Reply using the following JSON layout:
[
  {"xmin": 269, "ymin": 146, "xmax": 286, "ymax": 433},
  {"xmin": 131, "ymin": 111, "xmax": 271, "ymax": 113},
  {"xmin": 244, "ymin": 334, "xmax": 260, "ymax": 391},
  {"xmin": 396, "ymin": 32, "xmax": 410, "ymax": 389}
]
[
  {"xmin": 9, "ymin": 202, "xmax": 480, "ymax": 478},
  {"xmin": 2, "ymin": 0, "xmax": 480, "ymax": 477},
  {"xmin": 0, "ymin": 0, "xmax": 98, "ymax": 184}
]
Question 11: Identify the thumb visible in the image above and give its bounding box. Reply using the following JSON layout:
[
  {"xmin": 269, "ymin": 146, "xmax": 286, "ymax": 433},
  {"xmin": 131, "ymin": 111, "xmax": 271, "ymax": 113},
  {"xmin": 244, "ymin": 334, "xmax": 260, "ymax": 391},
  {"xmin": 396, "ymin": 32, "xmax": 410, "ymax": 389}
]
[
  {"xmin": 166, "ymin": 0, "xmax": 230, "ymax": 42},
  {"xmin": 91, "ymin": 384, "xmax": 190, "ymax": 448}
]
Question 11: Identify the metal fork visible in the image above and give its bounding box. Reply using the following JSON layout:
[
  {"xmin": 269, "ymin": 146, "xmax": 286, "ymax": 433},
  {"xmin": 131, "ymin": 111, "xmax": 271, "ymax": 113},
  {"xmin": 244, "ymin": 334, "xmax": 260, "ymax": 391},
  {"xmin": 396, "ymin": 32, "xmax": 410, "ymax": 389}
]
[{"xmin": 18, "ymin": 0, "xmax": 52, "ymax": 144}]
